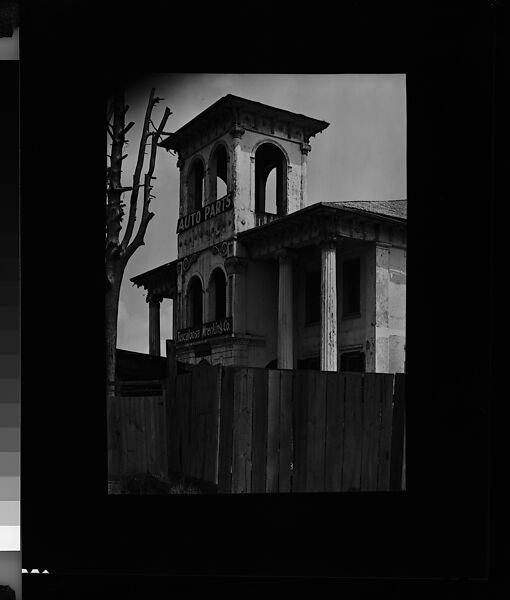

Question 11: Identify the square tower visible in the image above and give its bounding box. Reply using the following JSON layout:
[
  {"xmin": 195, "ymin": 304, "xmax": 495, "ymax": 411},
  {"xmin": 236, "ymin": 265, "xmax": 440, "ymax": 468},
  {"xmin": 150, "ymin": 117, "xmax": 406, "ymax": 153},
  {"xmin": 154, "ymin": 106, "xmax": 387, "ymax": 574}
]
[{"xmin": 158, "ymin": 95, "xmax": 329, "ymax": 366}]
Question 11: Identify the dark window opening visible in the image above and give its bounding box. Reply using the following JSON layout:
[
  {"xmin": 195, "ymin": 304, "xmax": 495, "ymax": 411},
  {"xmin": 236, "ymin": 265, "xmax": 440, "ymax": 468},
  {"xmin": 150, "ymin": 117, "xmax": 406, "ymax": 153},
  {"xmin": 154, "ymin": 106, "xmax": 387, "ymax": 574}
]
[
  {"xmin": 194, "ymin": 343, "xmax": 211, "ymax": 359},
  {"xmin": 188, "ymin": 160, "xmax": 205, "ymax": 211},
  {"xmin": 210, "ymin": 145, "xmax": 228, "ymax": 201},
  {"xmin": 255, "ymin": 143, "xmax": 287, "ymax": 216},
  {"xmin": 340, "ymin": 351, "xmax": 365, "ymax": 372},
  {"xmin": 210, "ymin": 268, "xmax": 227, "ymax": 321},
  {"xmin": 188, "ymin": 277, "xmax": 203, "ymax": 328},
  {"xmin": 297, "ymin": 356, "xmax": 320, "ymax": 371},
  {"xmin": 342, "ymin": 257, "xmax": 361, "ymax": 317},
  {"xmin": 305, "ymin": 270, "xmax": 321, "ymax": 325}
]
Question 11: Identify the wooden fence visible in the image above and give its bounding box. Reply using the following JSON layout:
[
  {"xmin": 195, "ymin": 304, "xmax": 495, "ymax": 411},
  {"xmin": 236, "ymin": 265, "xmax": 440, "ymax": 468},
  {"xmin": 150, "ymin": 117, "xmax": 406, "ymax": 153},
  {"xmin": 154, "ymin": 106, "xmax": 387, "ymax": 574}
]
[
  {"xmin": 166, "ymin": 366, "xmax": 406, "ymax": 493},
  {"xmin": 166, "ymin": 366, "xmax": 222, "ymax": 483},
  {"xmin": 108, "ymin": 381, "xmax": 168, "ymax": 478}
]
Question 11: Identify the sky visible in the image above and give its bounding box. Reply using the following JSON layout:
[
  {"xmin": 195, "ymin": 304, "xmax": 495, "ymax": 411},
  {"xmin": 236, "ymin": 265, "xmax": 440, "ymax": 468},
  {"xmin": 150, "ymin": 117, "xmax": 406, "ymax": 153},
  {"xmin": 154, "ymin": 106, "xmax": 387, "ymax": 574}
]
[
  {"xmin": 112, "ymin": 74, "xmax": 406, "ymax": 355},
  {"xmin": 0, "ymin": 26, "xmax": 18, "ymax": 60}
]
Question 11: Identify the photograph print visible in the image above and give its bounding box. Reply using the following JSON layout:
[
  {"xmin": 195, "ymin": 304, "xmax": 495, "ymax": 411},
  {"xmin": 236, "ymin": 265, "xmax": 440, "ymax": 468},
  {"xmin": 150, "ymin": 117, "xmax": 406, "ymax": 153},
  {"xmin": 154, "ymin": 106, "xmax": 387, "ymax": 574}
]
[{"xmin": 106, "ymin": 73, "xmax": 407, "ymax": 496}]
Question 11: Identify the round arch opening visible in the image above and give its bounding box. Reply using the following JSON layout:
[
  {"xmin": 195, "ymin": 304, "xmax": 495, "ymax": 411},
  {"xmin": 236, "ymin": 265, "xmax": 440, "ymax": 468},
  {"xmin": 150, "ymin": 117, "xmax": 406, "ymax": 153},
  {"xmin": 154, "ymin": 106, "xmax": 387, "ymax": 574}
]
[{"xmin": 254, "ymin": 143, "xmax": 287, "ymax": 216}]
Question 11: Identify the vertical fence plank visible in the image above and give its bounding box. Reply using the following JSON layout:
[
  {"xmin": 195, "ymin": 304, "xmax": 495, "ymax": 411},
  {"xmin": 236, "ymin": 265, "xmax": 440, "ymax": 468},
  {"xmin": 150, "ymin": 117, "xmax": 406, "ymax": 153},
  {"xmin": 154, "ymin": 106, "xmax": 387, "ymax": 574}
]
[
  {"xmin": 145, "ymin": 398, "xmax": 153, "ymax": 474},
  {"xmin": 127, "ymin": 398, "xmax": 135, "ymax": 473},
  {"xmin": 126, "ymin": 397, "xmax": 136, "ymax": 451},
  {"xmin": 190, "ymin": 367, "xmax": 201, "ymax": 479},
  {"xmin": 182, "ymin": 372, "xmax": 193, "ymax": 478},
  {"xmin": 251, "ymin": 368, "xmax": 269, "ymax": 494},
  {"xmin": 196, "ymin": 367, "xmax": 209, "ymax": 481},
  {"xmin": 160, "ymin": 393, "xmax": 168, "ymax": 477},
  {"xmin": 292, "ymin": 370, "xmax": 309, "ymax": 492},
  {"xmin": 108, "ymin": 396, "xmax": 121, "ymax": 478},
  {"xmin": 152, "ymin": 397, "xmax": 159, "ymax": 476},
  {"xmin": 157, "ymin": 395, "xmax": 165, "ymax": 476},
  {"xmin": 157, "ymin": 395, "xmax": 165, "ymax": 475},
  {"xmin": 266, "ymin": 370, "xmax": 281, "ymax": 493},
  {"xmin": 377, "ymin": 374, "xmax": 394, "ymax": 491},
  {"xmin": 107, "ymin": 396, "xmax": 113, "ymax": 477},
  {"xmin": 200, "ymin": 366, "xmax": 214, "ymax": 481},
  {"xmin": 168, "ymin": 376, "xmax": 181, "ymax": 472},
  {"xmin": 218, "ymin": 367, "xmax": 235, "ymax": 493},
  {"xmin": 278, "ymin": 371, "xmax": 293, "ymax": 493},
  {"xmin": 128, "ymin": 398, "xmax": 136, "ymax": 473},
  {"xmin": 166, "ymin": 383, "xmax": 176, "ymax": 472},
  {"xmin": 120, "ymin": 398, "xmax": 129, "ymax": 474},
  {"xmin": 232, "ymin": 368, "xmax": 253, "ymax": 493},
  {"xmin": 210, "ymin": 366, "xmax": 222, "ymax": 483},
  {"xmin": 174, "ymin": 379, "xmax": 182, "ymax": 473},
  {"xmin": 203, "ymin": 366, "xmax": 222, "ymax": 484},
  {"xmin": 325, "ymin": 372, "xmax": 345, "ymax": 492},
  {"xmin": 177, "ymin": 374, "xmax": 190, "ymax": 474},
  {"xmin": 390, "ymin": 373, "xmax": 406, "ymax": 491},
  {"xmin": 138, "ymin": 398, "xmax": 147, "ymax": 473},
  {"xmin": 361, "ymin": 374, "xmax": 380, "ymax": 491},
  {"xmin": 136, "ymin": 398, "xmax": 144, "ymax": 474},
  {"xmin": 342, "ymin": 373, "xmax": 363, "ymax": 491},
  {"xmin": 188, "ymin": 370, "xmax": 197, "ymax": 479},
  {"xmin": 152, "ymin": 397, "xmax": 160, "ymax": 475},
  {"xmin": 306, "ymin": 371, "xmax": 327, "ymax": 493},
  {"xmin": 199, "ymin": 369, "xmax": 208, "ymax": 482},
  {"xmin": 166, "ymin": 341, "xmax": 177, "ymax": 477}
]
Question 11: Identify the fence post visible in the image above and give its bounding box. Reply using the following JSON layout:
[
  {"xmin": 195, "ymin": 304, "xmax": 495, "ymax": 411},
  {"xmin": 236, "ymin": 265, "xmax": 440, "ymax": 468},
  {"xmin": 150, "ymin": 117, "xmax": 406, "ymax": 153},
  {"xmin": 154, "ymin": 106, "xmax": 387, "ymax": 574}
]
[
  {"xmin": 390, "ymin": 373, "xmax": 406, "ymax": 491},
  {"xmin": 166, "ymin": 340, "xmax": 177, "ymax": 478},
  {"xmin": 107, "ymin": 381, "xmax": 121, "ymax": 481}
]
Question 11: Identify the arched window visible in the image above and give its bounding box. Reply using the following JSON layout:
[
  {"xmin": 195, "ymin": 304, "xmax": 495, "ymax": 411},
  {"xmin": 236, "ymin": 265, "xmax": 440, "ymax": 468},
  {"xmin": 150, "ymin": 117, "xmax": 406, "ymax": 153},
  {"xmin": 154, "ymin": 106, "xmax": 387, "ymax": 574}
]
[
  {"xmin": 209, "ymin": 145, "xmax": 228, "ymax": 201},
  {"xmin": 188, "ymin": 159, "xmax": 205, "ymax": 211},
  {"xmin": 187, "ymin": 276, "xmax": 203, "ymax": 328},
  {"xmin": 255, "ymin": 143, "xmax": 287, "ymax": 216},
  {"xmin": 209, "ymin": 268, "xmax": 227, "ymax": 321}
]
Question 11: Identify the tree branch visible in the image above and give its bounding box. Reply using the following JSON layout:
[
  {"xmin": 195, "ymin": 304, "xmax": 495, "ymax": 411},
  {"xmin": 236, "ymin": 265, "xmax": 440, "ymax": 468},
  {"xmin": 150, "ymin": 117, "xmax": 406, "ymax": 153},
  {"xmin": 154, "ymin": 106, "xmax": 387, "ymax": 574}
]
[
  {"xmin": 120, "ymin": 88, "xmax": 155, "ymax": 251},
  {"xmin": 105, "ymin": 86, "xmax": 127, "ymax": 250},
  {"xmin": 107, "ymin": 102, "xmax": 114, "ymax": 125},
  {"xmin": 122, "ymin": 121, "xmax": 135, "ymax": 136},
  {"xmin": 124, "ymin": 105, "xmax": 171, "ymax": 262}
]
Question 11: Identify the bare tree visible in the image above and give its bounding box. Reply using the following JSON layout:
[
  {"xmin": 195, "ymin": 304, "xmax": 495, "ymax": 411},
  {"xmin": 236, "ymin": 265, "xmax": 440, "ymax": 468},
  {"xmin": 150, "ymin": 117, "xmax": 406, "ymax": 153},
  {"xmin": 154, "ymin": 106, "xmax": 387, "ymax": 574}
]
[{"xmin": 105, "ymin": 86, "xmax": 171, "ymax": 395}]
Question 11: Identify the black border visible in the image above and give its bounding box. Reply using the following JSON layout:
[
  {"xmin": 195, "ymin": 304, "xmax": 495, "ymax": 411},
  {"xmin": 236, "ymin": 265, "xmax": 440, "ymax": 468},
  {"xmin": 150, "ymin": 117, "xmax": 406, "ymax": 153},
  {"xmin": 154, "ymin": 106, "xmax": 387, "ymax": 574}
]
[{"xmin": 19, "ymin": 1, "xmax": 501, "ymax": 595}]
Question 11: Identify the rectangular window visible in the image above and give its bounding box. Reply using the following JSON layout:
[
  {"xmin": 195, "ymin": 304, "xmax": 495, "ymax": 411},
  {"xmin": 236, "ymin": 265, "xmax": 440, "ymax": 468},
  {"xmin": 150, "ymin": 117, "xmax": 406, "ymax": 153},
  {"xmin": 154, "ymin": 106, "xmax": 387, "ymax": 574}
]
[
  {"xmin": 304, "ymin": 270, "xmax": 320, "ymax": 325},
  {"xmin": 297, "ymin": 356, "xmax": 320, "ymax": 370},
  {"xmin": 342, "ymin": 257, "xmax": 361, "ymax": 317},
  {"xmin": 340, "ymin": 351, "xmax": 365, "ymax": 372}
]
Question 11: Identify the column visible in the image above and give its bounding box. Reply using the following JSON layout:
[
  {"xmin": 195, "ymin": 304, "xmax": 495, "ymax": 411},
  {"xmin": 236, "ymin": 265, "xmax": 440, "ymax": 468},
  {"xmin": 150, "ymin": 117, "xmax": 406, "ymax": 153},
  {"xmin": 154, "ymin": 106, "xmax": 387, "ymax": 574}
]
[
  {"xmin": 300, "ymin": 142, "xmax": 311, "ymax": 209},
  {"xmin": 277, "ymin": 250, "xmax": 295, "ymax": 370},
  {"xmin": 230, "ymin": 125, "xmax": 245, "ymax": 204},
  {"xmin": 374, "ymin": 244, "xmax": 390, "ymax": 373},
  {"xmin": 147, "ymin": 293, "xmax": 162, "ymax": 356},
  {"xmin": 177, "ymin": 157, "xmax": 186, "ymax": 216},
  {"xmin": 320, "ymin": 240, "xmax": 338, "ymax": 371},
  {"xmin": 225, "ymin": 257, "xmax": 248, "ymax": 335}
]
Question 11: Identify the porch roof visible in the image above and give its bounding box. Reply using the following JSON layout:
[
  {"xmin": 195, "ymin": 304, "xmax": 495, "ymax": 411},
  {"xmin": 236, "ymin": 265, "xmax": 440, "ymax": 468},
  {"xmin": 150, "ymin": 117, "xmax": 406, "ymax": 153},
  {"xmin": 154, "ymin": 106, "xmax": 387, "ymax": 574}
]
[
  {"xmin": 325, "ymin": 199, "xmax": 407, "ymax": 220},
  {"xmin": 130, "ymin": 259, "xmax": 177, "ymax": 299},
  {"xmin": 238, "ymin": 200, "xmax": 407, "ymax": 258}
]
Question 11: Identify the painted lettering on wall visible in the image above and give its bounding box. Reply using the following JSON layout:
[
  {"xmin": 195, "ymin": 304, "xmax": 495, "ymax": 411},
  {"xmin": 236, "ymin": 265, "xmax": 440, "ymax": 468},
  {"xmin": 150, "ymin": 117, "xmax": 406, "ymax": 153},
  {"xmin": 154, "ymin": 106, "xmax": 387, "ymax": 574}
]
[
  {"xmin": 176, "ymin": 194, "xmax": 233, "ymax": 234},
  {"xmin": 176, "ymin": 317, "xmax": 232, "ymax": 344}
]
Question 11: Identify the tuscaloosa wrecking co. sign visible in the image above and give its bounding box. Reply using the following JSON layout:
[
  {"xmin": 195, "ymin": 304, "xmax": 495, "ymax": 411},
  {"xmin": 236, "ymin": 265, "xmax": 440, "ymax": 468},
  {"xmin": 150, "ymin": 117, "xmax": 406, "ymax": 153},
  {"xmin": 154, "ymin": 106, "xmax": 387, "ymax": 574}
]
[
  {"xmin": 176, "ymin": 317, "xmax": 232, "ymax": 344},
  {"xmin": 176, "ymin": 194, "xmax": 233, "ymax": 233}
]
